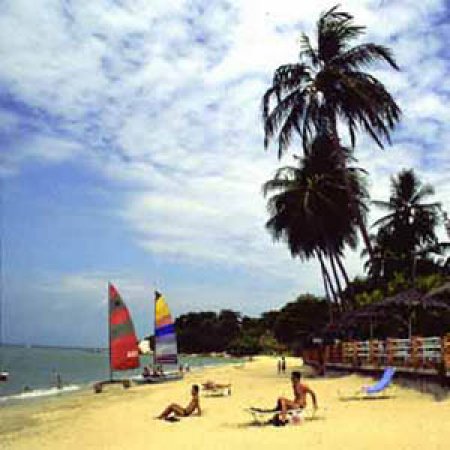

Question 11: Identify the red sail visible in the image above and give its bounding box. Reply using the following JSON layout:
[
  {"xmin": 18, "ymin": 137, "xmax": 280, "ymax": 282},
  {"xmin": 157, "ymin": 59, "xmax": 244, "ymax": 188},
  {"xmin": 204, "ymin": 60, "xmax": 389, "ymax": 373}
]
[{"xmin": 109, "ymin": 283, "xmax": 140, "ymax": 371}]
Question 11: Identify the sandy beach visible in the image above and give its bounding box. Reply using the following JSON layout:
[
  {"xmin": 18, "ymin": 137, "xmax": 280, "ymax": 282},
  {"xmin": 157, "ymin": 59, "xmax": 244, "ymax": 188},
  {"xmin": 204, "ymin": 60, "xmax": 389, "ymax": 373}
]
[{"xmin": 1, "ymin": 357, "xmax": 449, "ymax": 450}]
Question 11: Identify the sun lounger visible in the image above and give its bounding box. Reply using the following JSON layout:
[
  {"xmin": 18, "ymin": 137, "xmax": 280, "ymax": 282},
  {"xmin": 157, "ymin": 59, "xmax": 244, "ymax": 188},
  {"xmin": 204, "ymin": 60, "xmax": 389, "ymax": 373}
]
[
  {"xmin": 201, "ymin": 383, "xmax": 232, "ymax": 396},
  {"xmin": 338, "ymin": 367, "xmax": 396, "ymax": 400},
  {"xmin": 245, "ymin": 406, "xmax": 320, "ymax": 425}
]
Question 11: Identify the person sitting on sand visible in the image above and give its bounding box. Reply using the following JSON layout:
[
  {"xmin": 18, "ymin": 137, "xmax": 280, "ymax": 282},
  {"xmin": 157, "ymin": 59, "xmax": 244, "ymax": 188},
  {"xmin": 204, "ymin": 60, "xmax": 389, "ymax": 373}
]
[
  {"xmin": 157, "ymin": 385, "xmax": 201, "ymax": 420},
  {"xmin": 276, "ymin": 371, "xmax": 317, "ymax": 424}
]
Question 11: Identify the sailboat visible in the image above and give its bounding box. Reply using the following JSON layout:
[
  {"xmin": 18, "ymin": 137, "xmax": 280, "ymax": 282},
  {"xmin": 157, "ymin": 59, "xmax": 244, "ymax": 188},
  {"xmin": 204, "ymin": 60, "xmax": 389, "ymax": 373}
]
[
  {"xmin": 134, "ymin": 291, "xmax": 182, "ymax": 384},
  {"xmin": 93, "ymin": 283, "xmax": 140, "ymax": 393}
]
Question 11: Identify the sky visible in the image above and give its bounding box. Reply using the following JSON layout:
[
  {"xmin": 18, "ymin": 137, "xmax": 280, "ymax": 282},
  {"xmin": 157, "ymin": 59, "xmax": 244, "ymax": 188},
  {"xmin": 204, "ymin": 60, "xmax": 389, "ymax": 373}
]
[{"xmin": 0, "ymin": 0, "xmax": 449, "ymax": 347}]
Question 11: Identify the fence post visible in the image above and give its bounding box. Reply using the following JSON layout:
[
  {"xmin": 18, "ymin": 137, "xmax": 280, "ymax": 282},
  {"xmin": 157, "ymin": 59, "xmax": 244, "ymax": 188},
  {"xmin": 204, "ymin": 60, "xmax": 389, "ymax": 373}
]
[
  {"xmin": 387, "ymin": 338, "xmax": 394, "ymax": 366},
  {"xmin": 443, "ymin": 334, "xmax": 450, "ymax": 372},
  {"xmin": 411, "ymin": 336, "xmax": 420, "ymax": 369}
]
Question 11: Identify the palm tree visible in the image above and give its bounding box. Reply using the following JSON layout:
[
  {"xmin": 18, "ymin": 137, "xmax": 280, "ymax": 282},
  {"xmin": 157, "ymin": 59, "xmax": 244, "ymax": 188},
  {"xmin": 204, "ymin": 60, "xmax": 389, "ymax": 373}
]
[
  {"xmin": 262, "ymin": 5, "xmax": 401, "ymax": 259},
  {"xmin": 360, "ymin": 229, "xmax": 395, "ymax": 280},
  {"xmin": 263, "ymin": 134, "xmax": 368, "ymax": 309},
  {"xmin": 372, "ymin": 169, "xmax": 442, "ymax": 279}
]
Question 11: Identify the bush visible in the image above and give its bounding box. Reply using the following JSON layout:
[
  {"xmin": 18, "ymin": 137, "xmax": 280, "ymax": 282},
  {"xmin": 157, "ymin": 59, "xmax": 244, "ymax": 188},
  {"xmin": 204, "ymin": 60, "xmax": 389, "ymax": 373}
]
[
  {"xmin": 415, "ymin": 273, "xmax": 445, "ymax": 292},
  {"xmin": 227, "ymin": 335, "xmax": 262, "ymax": 356}
]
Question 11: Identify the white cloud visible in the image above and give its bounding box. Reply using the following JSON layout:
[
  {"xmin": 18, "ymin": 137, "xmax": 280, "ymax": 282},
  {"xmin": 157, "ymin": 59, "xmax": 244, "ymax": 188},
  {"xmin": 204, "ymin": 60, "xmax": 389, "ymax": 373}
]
[{"xmin": 1, "ymin": 0, "xmax": 449, "ymax": 326}]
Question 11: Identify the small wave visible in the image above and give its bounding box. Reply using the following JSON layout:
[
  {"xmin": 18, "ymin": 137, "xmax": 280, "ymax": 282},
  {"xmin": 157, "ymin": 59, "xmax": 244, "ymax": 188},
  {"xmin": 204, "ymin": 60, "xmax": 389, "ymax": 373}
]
[{"xmin": 0, "ymin": 385, "xmax": 80, "ymax": 402}]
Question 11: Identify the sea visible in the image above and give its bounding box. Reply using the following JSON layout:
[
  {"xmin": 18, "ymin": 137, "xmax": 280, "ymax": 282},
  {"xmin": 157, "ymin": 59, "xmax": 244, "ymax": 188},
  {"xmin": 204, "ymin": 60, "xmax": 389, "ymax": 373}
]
[{"xmin": 0, "ymin": 345, "xmax": 241, "ymax": 404}]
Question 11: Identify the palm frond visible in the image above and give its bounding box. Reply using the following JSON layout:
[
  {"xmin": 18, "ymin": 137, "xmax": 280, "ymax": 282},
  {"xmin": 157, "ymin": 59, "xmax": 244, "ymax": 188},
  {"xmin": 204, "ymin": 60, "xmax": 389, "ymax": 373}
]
[
  {"xmin": 299, "ymin": 33, "xmax": 319, "ymax": 67},
  {"xmin": 317, "ymin": 6, "xmax": 365, "ymax": 63},
  {"xmin": 263, "ymin": 89, "xmax": 304, "ymax": 149},
  {"xmin": 331, "ymin": 43, "xmax": 399, "ymax": 70},
  {"xmin": 410, "ymin": 184, "xmax": 435, "ymax": 203}
]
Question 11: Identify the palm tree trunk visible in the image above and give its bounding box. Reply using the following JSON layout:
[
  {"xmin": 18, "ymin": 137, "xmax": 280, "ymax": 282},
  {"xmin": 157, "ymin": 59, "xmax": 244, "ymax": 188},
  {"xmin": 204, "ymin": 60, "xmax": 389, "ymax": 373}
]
[
  {"xmin": 357, "ymin": 219, "xmax": 375, "ymax": 261},
  {"xmin": 317, "ymin": 251, "xmax": 337, "ymax": 321},
  {"xmin": 317, "ymin": 251, "xmax": 338, "ymax": 305},
  {"xmin": 335, "ymin": 254, "xmax": 354, "ymax": 309},
  {"xmin": 329, "ymin": 254, "xmax": 344, "ymax": 307},
  {"xmin": 327, "ymin": 116, "xmax": 375, "ymax": 262},
  {"xmin": 319, "ymin": 259, "xmax": 333, "ymax": 322},
  {"xmin": 335, "ymin": 254, "xmax": 350, "ymax": 286}
]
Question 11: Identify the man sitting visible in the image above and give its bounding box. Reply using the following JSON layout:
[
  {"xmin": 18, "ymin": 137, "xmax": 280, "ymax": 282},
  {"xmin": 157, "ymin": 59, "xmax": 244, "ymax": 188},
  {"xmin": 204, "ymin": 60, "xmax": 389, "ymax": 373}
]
[
  {"xmin": 276, "ymin": 371, "xmax": 317, "ymax": 424},
  {"xmin": 156, "ymin": 385, "xmax": 201, "ymax": 420}
]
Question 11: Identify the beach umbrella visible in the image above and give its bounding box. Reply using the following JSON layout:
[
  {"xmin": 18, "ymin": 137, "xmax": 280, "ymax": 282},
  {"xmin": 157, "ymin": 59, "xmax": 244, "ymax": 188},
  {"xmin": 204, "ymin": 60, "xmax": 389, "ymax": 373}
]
[
  {"xmin": 370, "ymin": 289, "xmax": 449, "ymax": 338},
  {"xmin": 339, "ymin": 306, "xmax": 387, "ymax": 340}
]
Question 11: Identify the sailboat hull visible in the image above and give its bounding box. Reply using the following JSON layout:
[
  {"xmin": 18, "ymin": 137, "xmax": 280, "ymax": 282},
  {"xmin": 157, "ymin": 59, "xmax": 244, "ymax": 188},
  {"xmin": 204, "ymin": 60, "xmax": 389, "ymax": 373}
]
[{"xmin": 132, "ymin": 372, "xmax": 183, "ymax": 384}]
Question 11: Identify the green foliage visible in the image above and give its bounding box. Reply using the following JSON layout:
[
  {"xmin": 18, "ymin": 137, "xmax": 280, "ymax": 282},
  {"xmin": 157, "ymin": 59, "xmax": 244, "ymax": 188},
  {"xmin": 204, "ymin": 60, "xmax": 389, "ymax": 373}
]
[
  {"xmin": 415, "ymin": 273, "xmax": 445, "ymax": 292},
  {"xmin": 263, "ymin": 135, "xmax": 367, "ymax": 261},
  {"xmin": 354, "ymin": 288, "xmax": 384, "ymax": 307},
  {"xmin": 272, "ymin": 294, "xmax": 329, "ymax": 349},
  {"xmin": 227, "ymin": 335, "xmax": 262, "ymax": 356},
  {"xmin": 262, "ymin": 5, "xmax": 400, "ymax": 157},
  {"xmin": 173, "ymin": 294, "xmax": 329, "ymax": 355},
  {"xmin": 259, "ymin": 331, "xmax": 286, "ymax": 354},
  {"xmin": 387, "ymin": 272, "xmax": 410, "ymax": 296},
  {"xmin": 365, "ymin": 169, "xmax": 448, "ymax": 282},
  {"xmin": 175, "ymin": 310, "xmax": 241, "ymax": 354}
]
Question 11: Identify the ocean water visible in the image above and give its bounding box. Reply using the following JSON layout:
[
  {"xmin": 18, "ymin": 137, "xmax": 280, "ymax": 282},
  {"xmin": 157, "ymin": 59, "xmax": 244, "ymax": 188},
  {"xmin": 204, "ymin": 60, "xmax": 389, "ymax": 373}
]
[{"xmin": 0, "ymin": 345, "xmax": 241, "ymax": 403}]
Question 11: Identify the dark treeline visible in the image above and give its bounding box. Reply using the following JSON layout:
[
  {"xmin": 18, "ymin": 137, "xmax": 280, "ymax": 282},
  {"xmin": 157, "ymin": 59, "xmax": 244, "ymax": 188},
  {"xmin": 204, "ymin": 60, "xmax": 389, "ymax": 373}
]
[{"xmin": 175, "ymin": 294, "xmax": 329, "ymax": 356}]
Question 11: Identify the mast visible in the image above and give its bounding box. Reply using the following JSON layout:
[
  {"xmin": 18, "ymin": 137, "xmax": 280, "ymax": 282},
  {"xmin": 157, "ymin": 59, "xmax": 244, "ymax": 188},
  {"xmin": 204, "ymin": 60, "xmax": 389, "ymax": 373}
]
[
  {"xmin": 0, "ymin": 176, "xmax": 4, "ymax": 372},
  {"xmin": 108, "ymin": 283, "xmax": 113, "ymax": 382},
  {"xmin": 153, "ymin": 291, "xmax": 156, "ymax": 368}
]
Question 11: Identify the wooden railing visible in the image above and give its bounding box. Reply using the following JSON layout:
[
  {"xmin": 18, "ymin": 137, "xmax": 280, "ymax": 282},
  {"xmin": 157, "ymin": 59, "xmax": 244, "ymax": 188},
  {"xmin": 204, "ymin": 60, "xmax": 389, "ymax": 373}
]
[{"xmin": 302, "ymin": 334, "xmax": 450, "ymax": 374}]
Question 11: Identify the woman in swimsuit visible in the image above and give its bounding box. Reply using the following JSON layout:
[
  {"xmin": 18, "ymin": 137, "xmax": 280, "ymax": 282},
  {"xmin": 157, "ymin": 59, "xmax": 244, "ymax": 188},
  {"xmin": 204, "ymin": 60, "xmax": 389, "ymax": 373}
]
[{"xmin": 157, "ymin": 385, "xmax": 201, "ymax": 420}]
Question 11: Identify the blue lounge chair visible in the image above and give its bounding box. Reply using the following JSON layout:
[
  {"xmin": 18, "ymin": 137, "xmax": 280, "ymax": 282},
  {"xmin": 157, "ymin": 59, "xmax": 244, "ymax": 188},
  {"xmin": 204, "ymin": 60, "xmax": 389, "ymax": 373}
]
[
  {"xmin": 364, "ymin": 367, "xmax": 396, "ymax": 394},
  {"xmin": 339, "ymin": 367, "xmax": 396, "ymax": 400}
]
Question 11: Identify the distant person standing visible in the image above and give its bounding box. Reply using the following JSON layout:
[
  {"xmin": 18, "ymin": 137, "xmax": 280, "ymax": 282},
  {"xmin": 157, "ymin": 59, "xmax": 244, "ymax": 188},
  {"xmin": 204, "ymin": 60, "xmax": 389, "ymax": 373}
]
[
  {"xmin": 281, "ymin": 356, "xmax": 286, "ymax": 373},
  {"xmin": 52, "ymin": 369, "xmax": 62, "ymax": 390},
  {"xmin": 277, "ymin": 359, "xmax": 282, "ymax": 374}
]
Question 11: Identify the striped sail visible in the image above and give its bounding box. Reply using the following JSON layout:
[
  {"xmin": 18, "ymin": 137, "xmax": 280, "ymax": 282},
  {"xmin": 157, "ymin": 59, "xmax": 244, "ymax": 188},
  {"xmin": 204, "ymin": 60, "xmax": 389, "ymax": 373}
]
[
  {"xmin": 109, "ymin": 283, "xmax": 140, "ymax": 371},
  {"xmin": 154, "ymin": 291, "xmax": 178, "ymax": 366}
]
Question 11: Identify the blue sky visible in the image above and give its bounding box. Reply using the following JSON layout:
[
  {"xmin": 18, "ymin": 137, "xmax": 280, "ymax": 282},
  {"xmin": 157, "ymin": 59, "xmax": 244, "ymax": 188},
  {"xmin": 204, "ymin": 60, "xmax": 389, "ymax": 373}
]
[{"xmin": 1, "ymin": 0, "xmax": 449, "ymax": 346}]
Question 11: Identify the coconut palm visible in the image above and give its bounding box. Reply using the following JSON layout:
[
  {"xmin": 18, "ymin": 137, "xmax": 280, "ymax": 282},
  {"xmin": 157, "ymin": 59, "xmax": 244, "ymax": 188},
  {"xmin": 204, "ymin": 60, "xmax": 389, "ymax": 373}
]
[
  {"xmin": 262, "ymin": 5, "xmax": 401, "ymax": 258},
  {"xmin": 360, "ymin": 229, "xmax": 395, "ymax": 280},
  {"xmin": 263, "ymin": 134, "xmax": 368, "ymax": 308},
  {"xmin": 372, "ymin": 169, "xmax": 442, "ymax": 278}
]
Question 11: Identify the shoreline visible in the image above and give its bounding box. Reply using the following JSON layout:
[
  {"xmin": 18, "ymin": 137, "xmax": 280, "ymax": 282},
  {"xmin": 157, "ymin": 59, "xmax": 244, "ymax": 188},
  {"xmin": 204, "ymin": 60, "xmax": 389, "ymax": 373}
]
[
  {"xmin": 0, "ymin": 356, "xmax": 246, "ymax": 408},
  {"xmin": 2, "ymin": 356, "xmax": 449, "ymax": 450}
]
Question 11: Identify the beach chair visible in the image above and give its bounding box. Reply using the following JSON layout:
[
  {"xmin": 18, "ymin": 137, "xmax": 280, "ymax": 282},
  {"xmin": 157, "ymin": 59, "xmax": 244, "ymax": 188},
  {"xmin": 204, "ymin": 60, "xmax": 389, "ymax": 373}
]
[
  {"xmin": 201, "ymin": 382, "xmax": 232, "ymax": 397},
  {"xmin": 338, "ymin": 367, "xmax": 396, "ymax": 400},
  {"xmin": 245, "ymin": 406, "xmax": 322, "ymax": 425}
]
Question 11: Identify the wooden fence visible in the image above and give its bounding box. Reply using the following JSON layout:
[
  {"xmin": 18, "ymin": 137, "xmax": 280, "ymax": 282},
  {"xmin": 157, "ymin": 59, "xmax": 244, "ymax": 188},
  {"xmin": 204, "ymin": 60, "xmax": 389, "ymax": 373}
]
[{"xmin": 303, "ymin": 333, "xmax": 450, "ymax": 375}]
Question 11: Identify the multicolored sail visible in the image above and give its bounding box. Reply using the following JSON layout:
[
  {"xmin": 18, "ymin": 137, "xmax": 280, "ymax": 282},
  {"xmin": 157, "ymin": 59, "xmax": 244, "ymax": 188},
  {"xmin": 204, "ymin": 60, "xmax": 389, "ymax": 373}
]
[
  {"xmin": 154, "ymin": 291, "xmax": 178, "ymax": 366},
  {"xmin": 109, "ymin": 283, "xmax": 140, "ymax": 371}
]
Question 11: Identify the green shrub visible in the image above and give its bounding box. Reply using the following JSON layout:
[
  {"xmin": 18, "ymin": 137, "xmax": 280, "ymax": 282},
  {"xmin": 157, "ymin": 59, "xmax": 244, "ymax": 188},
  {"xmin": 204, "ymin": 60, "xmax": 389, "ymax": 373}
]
[{"xmin": 415, "ymin": 273, "xmax": 445, "ymax": 292}]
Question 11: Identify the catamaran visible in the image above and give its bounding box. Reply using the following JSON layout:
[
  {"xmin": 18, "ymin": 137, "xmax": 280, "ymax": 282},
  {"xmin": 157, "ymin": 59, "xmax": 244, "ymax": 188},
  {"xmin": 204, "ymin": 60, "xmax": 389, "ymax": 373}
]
[
  {"xmin": 93, "ymin": 283, "xmax": 140, "ymax": 393},
  {"xmin": 134, "ymin": 291, "xmax": 182, "ymax": 384}
]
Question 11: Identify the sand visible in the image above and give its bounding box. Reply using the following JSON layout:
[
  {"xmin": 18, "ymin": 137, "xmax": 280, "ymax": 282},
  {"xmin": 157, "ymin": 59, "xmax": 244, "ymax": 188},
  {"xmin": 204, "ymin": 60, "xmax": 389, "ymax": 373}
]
[{"xmin": 1, "ymin": 356, "xmax": 449, "ymax": 449}]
